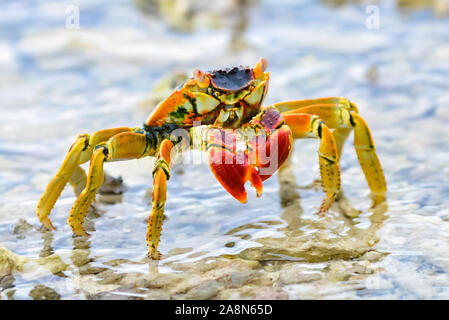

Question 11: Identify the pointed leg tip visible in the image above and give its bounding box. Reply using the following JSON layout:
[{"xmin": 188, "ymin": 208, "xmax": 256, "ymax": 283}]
[
  {"xmin": 71, "ymin": 226, "xmax": 90, "ymax": 237},
  {"xmin": 317, "ymin": 198, "xmax": 334, "ymax": 215},
  {"xmin": 148, "ymin": 249, "xmax": 161, "ymax": 260},
  {"xmin": 370, "ymin": 193, "xmax": 386, "ymax": 208},
  {"xmin": 75, "ymin": 232, "xmax": 90, "ymax": 238},
  {"xmin": 39, "ymin": 217, "xmax": 56, "ymax": 231}
]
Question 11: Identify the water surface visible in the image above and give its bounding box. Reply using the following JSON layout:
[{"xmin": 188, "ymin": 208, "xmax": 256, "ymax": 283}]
[{"xmin": 1, "ymin": 0, "xmax": 449, "ymax": 299}]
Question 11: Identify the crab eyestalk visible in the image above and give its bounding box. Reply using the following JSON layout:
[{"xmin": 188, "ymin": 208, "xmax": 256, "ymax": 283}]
[
  {"xmin": 254, "ymin": 57, "xmax": 268, "ymax": 79},
  {"xmin": 193, "ymin": 69, "xmax": 210, "ymax": 88},
  {"xmin": 207, "ymin": 107, "xmax": 292, "ymax": 203}
]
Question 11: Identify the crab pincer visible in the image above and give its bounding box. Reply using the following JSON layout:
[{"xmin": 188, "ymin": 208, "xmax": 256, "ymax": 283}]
[{"xmin": 208, "ymin": 107, "xmax": 293, "ymax": 203}]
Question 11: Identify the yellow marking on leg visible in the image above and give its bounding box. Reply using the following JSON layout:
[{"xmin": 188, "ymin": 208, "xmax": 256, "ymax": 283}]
[
  {"xmin": 68, "ymin": 146, "xmax": 106, "ymax": 236},
  {"xmin": 147, "ymin": 170, "xmax": 167, "ymax": 260},
  {"xmin": 314, "ymin": 120, "xmax": 340, "ymax": 213},
  {"xmin": 67, "ymin": 131, "xmax": 151, "ymax": 237},
  {"xmin": 351, "ymin": 113, "xmax": 387, "ymax": 206},
  {"xmin": 283, "ymin": 114, "xmax": 341, "ymax": 213},
  {"xmin": 35, "ymin": 127, "xmax": 135, "ymax": 231},
  {"xmin": 147, "ymin": 139, "xmax": 174, "ymax": 259}
]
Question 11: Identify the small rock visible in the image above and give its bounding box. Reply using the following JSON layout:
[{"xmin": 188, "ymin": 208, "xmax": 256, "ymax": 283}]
[
  {"xmin": 120, "ymin": 272, "xmax": 150, "ymax": 288},
  {"xmin": 13, "ymin": 219, "xmax": 34, "ymax": 239},
  {"xmin": 78, "ymin": 265, "xmax": 108, "ymax": 275},
  {"xmin": 184, "ymin": 280, "xmax": 221, "ymax": 300},
  {"xmin": 29, "ymin": 285, "xmax": 61, "ymax": 300},
  {"xmin": 36, "ymin": 254, "xmax": 69, "ymax": 274},
  {"xmin": 279, "ymin": 263, "xmax": 322, "ymax": 285},
  {"xmin": 225, "ymin": 242, "xmax": 235, "ymax": 248},
  {"xmin": 98, "ymin": 174, "xmax": 126, "ymax": 195},
  {"xmin": 103, "ymin": 259, "xmax": 130, "ymax": 267},
  {"xmin": 327, "ymin": 261, "xmax": 374, "ymax": 281},
  {"xmin": 253, "ymin": 287, "xmax": 289, "ymax": 300},
  {"xmin": 0, "ymin": 246, "xmax": 29, "ymax": 275},
  {"xmin": 145, "ymin": 289, "xmax": 171, "ymax": 300},
  {"xmin": 70, "ymin": 249, "xmax": 92, "ymax": 267},
  {"xmin": 96, "ymin": 270, "xmax": 125, "ymax": 285},
  {"xmin": 280, "ymin": 270, "xmax": 322, "ymax": 285},
  {"xmin": 227, "ymin": 271, "xmax": 255, "ymax": 288},
  {"xmin": 88, "ymin": 285, "xmax": 145, "ymax": 300},
  {"xmin": 0, "ymin": 275, "xmax": 15, "ymax": 290},
  {"xmin": 361, "ymin": 251, "xmax": 386, "ymax": 262}
]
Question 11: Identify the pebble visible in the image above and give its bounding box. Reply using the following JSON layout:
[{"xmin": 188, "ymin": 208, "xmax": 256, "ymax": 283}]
[
  {"xmin": 184, "ymin": 280, "xmax": 221, "ymax": 300},
  {"xmin": 29, "ymin": 285, "xmax": 61, "ymax": 300}
]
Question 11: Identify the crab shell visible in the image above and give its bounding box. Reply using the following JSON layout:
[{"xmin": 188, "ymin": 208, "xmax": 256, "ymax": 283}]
[{"xmin": 145, "ymin": 59, "xmax": 270, "ymax": 129}]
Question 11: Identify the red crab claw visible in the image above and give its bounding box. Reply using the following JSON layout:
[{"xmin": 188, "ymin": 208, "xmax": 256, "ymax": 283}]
[
  {"xmin": 207, "ymin": 107, "xmax": 292, "ymax": 203},
  {"xmin": 208, "ymin": 130, "xmax": 263, "ymax": 203}
]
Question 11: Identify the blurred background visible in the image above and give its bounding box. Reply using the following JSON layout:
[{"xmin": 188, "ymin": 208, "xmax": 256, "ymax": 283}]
[{"xmin": 1, "ymin": 0, "xmax": 449, "ymax": 300}]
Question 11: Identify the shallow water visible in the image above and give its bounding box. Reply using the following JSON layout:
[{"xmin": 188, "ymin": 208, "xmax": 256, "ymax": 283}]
[{"xmin": 1, "ymin": 0, "xmax": 449, "ymax": 299}]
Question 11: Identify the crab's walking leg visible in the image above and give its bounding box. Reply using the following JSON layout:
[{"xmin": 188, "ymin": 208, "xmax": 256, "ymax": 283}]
[
  {"xmin": 281, "ymin": 113, "xmax": 340, "ymax": 213},
  {"xmin": 274, "ymin": 97, "xmax": 358, "ymax": 157},
  {"xmin": 35, "ymin": 128, "xmax": 134, "ymax": 230},
  {"xmin": 283, "ymin": 104, "xmax": 387, "ymax": 206},
  {"xmin": 68, "ymin": 131, "xmax": 150, "ymax": 236},
  {"xmin": 147, "ymin": 139, "xmax": 174, "ymax": 259},
  {"xmin": 36, "ymin": 136, "xmax": 87, "ymax": 230},
  {"xmin": 68, "ymin": 165, "xmax": 88, "ymax": 197},
  {"xmin": 350, "ymin": 113, "xmax": 387, "ymax": 206}
]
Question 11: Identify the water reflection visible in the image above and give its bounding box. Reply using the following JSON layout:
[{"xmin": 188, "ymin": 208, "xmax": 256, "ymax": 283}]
[
  {"xmin": 39, "ymin": 230, "xmax": 55, "ymax": 258},
  {"xmin": 227, "ymin": 162, "xmax": 389, "ymax": 263},
  {"xmin": 8, "ymin": 155, "xmax": 388, "ymax": 300}
]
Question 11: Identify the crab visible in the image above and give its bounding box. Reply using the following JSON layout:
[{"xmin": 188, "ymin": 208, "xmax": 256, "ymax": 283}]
[{"xmin": 35, "ymin": 58, "xmax": 387, "ymax": 259}]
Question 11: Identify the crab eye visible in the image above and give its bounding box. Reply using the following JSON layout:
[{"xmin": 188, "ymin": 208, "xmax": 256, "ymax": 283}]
[
  {"xmin": 254, "ymin": 58, "xmax": 268, "ymax": 79},
  {"xmin": 194, "ymin": 69, "xmax": 209, "ymax": 88},
  {"xmin": 194, "ymin": 69, "xmax": 204, "ymax": 82}
]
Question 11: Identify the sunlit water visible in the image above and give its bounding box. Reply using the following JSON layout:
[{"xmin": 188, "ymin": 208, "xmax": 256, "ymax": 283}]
[{"xmin": 1, "ymin": 0, "xmax": 449, "ymax": 299}]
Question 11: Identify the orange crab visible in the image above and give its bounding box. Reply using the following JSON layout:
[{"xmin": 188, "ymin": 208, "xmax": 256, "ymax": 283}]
[{"xmin": 35, "ymin": 58, "xmax": 387, "ymax": 259}]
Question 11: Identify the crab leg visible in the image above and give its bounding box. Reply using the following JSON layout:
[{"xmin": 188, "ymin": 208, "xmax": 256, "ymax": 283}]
[
  {"xmin": 35, "ymin": 127, "xmax": 135, "ymax": 230},
  {"xmin": 274, "ymin": 97, "xmax": 358, "ymax": 157},
  {"xmin": 147, "ymin": 139, "xmax": 174, "ymax": 259},
  {"xmin": 281, "ymin": 113, "xmax": 340, "ymax": 213},
  {"xmin": 36, "ymin": 136, "xmax": 87, "ymax": 230},
  {"xmin": 67, "ymin": 131, "xmax": 150, "ymax": 236},
  {"xmin": 282, "ymin": 104, "xmax": 387, "ymax": 206}
]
